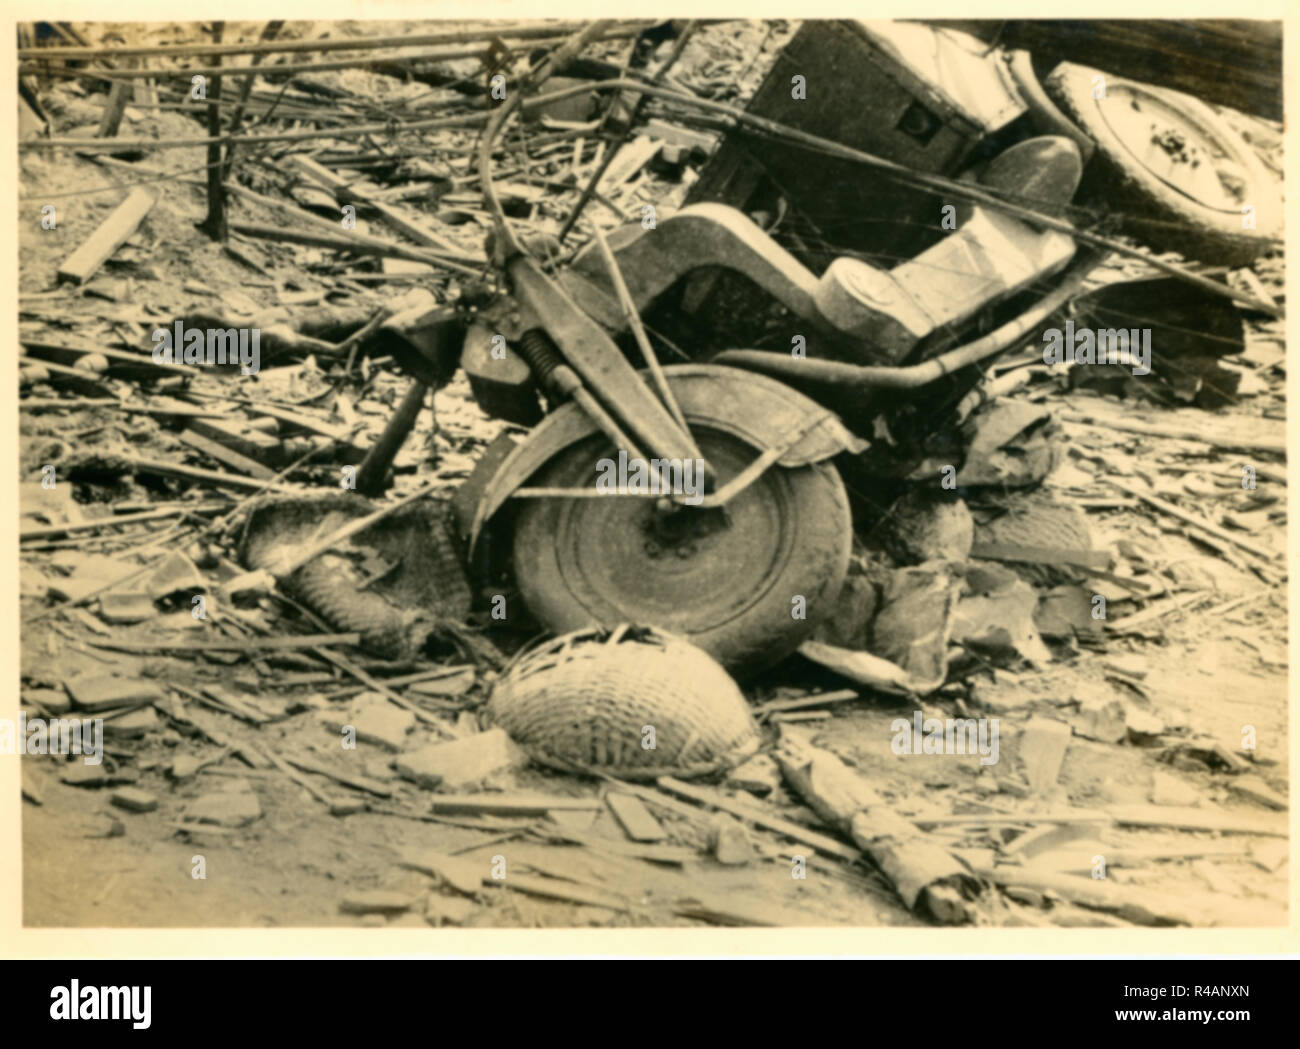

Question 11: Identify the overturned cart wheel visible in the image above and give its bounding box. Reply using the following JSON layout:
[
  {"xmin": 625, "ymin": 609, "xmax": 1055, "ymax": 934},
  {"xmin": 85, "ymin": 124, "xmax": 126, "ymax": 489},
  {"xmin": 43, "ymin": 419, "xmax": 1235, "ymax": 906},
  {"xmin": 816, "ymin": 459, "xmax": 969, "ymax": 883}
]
[{"xmin": 510, "ymin": 368, "xmax": 854, "ymax": 675}]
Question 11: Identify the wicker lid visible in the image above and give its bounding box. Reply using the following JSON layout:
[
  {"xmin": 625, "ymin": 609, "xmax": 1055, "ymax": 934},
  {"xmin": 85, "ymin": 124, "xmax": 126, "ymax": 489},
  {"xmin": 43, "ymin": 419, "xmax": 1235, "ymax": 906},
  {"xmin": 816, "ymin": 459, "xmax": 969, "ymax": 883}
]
[{"xmin": 487, "ymin": 625, "xmax": 760, "ymax": 780}]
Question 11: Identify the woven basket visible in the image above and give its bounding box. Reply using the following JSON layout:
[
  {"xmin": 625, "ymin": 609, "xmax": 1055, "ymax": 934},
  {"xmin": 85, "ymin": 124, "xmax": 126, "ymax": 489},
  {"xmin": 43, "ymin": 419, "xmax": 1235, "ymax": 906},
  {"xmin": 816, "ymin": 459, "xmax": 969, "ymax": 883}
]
[{"xmin": 487, "ymin": 625, "xmax": 760, "ymax": 780}]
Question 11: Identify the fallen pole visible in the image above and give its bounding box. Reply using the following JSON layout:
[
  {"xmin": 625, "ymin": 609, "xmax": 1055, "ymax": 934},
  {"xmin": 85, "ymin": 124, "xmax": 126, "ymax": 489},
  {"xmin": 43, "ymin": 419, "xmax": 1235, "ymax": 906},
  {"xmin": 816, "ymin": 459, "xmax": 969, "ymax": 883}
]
[
  {"xmin": 1108, "ymin": 478, "xmax": 1281, "ymax": 562},
  {"xmin": 20, "ymin": 21, "xmax": 654, "ymax": 61},
  {"xmin": 21, "ymin": 503, "xmax": 228, "ymax": 541}
]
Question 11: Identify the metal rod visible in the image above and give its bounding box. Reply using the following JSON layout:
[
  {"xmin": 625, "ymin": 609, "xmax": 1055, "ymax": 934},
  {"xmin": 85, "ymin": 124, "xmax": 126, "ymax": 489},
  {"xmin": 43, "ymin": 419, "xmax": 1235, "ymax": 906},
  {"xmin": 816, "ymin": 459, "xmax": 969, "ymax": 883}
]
[{"xmin": 589, "ymin": 224, "xmax": 694, "ymax": 441}]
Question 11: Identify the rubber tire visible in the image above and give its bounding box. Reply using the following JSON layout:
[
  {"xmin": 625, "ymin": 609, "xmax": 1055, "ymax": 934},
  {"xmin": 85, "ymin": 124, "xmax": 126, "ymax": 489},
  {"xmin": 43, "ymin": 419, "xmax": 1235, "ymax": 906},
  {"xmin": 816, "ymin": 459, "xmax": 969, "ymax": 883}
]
[
  {"xmin": 512, "ymin": 426, "xmax": 852, "ymax": 677},
  {"xmin": 1004, "ymin": 50, "xmax": 1095, "ymax": 165},
  {"xmin": 1043, "ymin": 61, "xmax": 1282, "ymax": 266}
]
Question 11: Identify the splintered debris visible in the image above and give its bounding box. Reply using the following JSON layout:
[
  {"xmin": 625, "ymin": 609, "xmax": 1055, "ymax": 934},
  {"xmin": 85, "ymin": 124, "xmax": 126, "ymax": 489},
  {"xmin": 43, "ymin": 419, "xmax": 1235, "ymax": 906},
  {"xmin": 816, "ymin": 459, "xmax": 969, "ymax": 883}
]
[
  {"xmin": 974, "ymin": 864, "xmax": 1193, "ymax": 926},
  {"xmin": 144, "ymin": 552, "xmax": 207, "ymax": 601},
  {"xmin": 1109, "ymin": 804, "xmax": 1287, "ymax": 837},
  {"xmin": 999, "ymin": 822, "xmax": 1097, "ymax": 860},
  {"xmin": 656, "ymin": 775, "xmax": 860, "ymax": 863}
]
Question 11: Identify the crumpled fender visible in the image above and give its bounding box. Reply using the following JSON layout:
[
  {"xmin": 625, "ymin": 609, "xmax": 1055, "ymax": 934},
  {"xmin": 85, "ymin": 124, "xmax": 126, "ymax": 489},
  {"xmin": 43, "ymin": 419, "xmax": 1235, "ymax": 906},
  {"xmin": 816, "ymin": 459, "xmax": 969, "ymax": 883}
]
[{"xmin": 469, "ymin": 363, "xmax": 864, "ymax": 548}]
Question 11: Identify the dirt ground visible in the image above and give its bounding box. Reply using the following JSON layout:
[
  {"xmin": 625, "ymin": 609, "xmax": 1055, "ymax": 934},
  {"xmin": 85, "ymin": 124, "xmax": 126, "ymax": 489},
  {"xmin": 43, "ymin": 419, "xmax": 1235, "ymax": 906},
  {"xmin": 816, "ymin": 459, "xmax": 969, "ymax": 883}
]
[{"xmin": 16, "ymin": 19, "xmax": 1289, "ymax": 931}]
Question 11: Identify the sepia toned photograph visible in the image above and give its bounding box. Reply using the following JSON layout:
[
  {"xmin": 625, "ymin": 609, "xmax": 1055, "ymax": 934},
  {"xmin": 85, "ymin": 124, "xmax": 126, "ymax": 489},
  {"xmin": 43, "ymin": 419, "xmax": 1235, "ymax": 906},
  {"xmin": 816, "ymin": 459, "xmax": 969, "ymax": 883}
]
[{"xmin": 12, "ymin": 13, "xmax": 1288, "ymax": 936}]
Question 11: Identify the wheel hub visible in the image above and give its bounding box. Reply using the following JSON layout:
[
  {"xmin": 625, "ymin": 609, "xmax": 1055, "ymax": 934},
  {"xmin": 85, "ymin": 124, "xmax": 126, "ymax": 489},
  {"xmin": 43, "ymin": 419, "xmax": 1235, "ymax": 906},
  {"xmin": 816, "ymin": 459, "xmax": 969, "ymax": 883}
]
[{"xmin": 1097, "ymin": 82, "xmax": 1248, "ymax": 212}]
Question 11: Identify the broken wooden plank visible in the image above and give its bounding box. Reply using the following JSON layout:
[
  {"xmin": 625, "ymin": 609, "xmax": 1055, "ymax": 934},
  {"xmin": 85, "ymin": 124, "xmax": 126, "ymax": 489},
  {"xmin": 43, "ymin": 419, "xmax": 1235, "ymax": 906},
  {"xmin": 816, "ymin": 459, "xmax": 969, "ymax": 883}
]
[
  {"xmin": 1109, "ymin": 591, "xmax": 1213, "ymax": 632},
  {"xmin": 606, "ymin": 792, "xmax": 667, "ymax": 842},
  {"xmin": 18, "ymin": 356, "xmax": 113, "ymax": 395},
  {"xmin": 286, "ymin": 154, "xmax": 474, "ymax": 260},
  {"xmin": 398, "ymin": 848, "xmax": 485, "ymax": 895},
  {"xmin": 597, "ymin": 135, "xmax": 661, "ymax": 193},
  {"xmin": 178, "ymin": 429, "xmax": 275, "ymax": 479},
  {"xmin": 90, "ymin": 633, "xmax": 361, "ymax": 653},
  {"xmin": 283, "ymin": 754, "xmax": 392, "ymax": 797},
  {"xmin": 20, "ymin": 502, "xmax": 227, "ymax": 541},
  {"xmin": 95, "ymin": 80, "xmax": 133, "ymax": 138},
  {"xmin": 655, "ymin": 776, "xmax": 861, "ymax": 862},
  {"xmin": 20, "ymin": 397, "xmax": 226, "ymax": 419},
  {"xmin": 428, "ymin": 794, "xmax": 602, "ymax": 816},
  {"xmin": 1109, "ymin": 804, "xmax": 1287, "ymax": 837},
  {"xmin": 127, "ymin": 456, "xmax": 303, "ymax": 492},
  {"xmin": 57, "ymin": 186, "xmax": 158, "ymax": 284},
  {"xmin": 186, "ymin": 416, "xmax": 284, "ymax": 461},
  {"xmin": 486, "ymin": 871, "xmax": 632, "ymax": 912}
]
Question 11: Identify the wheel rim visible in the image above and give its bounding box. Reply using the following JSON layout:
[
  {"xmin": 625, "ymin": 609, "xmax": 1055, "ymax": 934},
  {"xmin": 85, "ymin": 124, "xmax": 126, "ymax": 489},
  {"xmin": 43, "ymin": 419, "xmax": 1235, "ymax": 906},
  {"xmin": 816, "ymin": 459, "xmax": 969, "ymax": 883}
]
[
  {"xmin": 516, "ymin": 426, "xmax": 802, "ymax": 638},
  {"xmin": 1095, "ymin": 82, "xmax": 1253, "ymax": 213}
]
